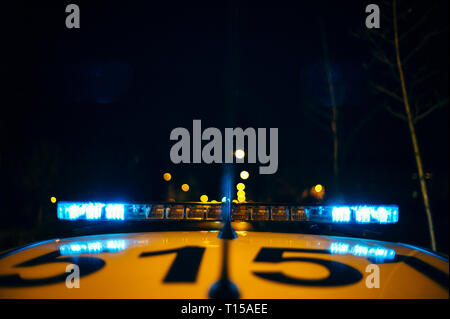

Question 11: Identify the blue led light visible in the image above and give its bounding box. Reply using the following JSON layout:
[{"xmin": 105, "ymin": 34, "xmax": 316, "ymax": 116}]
[
  {"xmin": 354, "ymin": 206, "xmax": 372, "ymax": 223},
  {"xmin": 59, "ymin": 239, "xmax": 127, "ymax": 255},
  {"xmin": 353, "ymin": 205, "xmax": 398, "ymax": 224},
  {"xmin": 332, "ymin": 207, "xmax": 351, "ymax": 223},
  {"xmin": 58, "ymin": 202, "xmax": 128, "ymax": 220},
  {"xmin": 86, "ymin": 203, "xmax": 104, "ymax": 220},
  {"xmin": 328, "ymin": 205, "xmax": 398, "ymax": 224},
  {"xmin": 68, "ymin": 204, "xmax": 84, "ymax": 220},
  {"xmin": 105, "ymin": 204, "xmax": 125, "ymax": 220},
  {"xmin": 329, "ymin": 242, "xmax": 396, "ymax": 260},
  {"xmin": 58, "ymin": 202, "xmax": 106, "ymax": 220}
]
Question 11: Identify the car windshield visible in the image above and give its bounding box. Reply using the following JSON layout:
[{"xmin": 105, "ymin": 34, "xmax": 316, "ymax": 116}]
[{"xmin": 1, "ymin": 1, "xmax": 448, "ymax": 257}]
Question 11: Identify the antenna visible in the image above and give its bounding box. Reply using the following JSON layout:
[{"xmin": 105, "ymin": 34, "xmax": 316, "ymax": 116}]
[
  {"xmin": 208, "ymin": 182, "xmax": 240, "ymax": 298},
  {"xmin": 209, "ymin": 164, "xmax": 240, "ymax": 298},
  {"xmin": 218, "ymin": 196, "xmax": 237, "ymax": 239},
  {"xmin": 218, "ymin": 162, "xmax": 237, "ymax": 239},
  {"xmin": 209, "ymin": 0, "xmax": 241, "ymax": 298}
]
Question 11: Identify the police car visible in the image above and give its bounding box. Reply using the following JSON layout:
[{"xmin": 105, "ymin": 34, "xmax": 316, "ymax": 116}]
[{"xmin": 0, "ymin": 201, "xmax": 448, "ymax": 298}]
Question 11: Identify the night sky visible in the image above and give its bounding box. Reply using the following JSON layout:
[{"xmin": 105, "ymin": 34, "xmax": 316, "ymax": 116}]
[{"xmin": 1, "ymin": 1, "xmax": 448, "ymax": 252}]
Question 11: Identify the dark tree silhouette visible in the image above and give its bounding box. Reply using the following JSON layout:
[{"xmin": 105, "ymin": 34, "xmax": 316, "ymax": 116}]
[{"xmin": 355, "ymin": 0, "xmax": 449, "ymax": 251}]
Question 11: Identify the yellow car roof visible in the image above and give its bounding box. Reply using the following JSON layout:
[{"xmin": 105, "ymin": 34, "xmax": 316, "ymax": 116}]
[{"xmin": 0, "ymin": 231, "xmax": 448, "ymax": 298}]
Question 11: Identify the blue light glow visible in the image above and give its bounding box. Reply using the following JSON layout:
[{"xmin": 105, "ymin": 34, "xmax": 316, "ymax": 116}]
[
  {"xmin": 86, "ymin": 203, "xmax": 104, "ymax": 220},
  {"xmin": 332, "ymin": 207, "xmax": 351, "ymax": 222},
  {"xmin": 59, "ymin": 239, "xmax": 127, "ymax": 255},
  {"xmin": 105, "ymin": 204, "xmax": 125, "ymax": 220},
  {"xmin": 353, "ymin": 205, "xmax": 398, "ymax": 224},
  {"xmin": 329, "ymin": 242, "xmax": 350, "ymax": 254},
  {"xmin": 354, "ymin": 206, "xmax": 372, "ymax": 223},
  {"xmin": 58, "ymin": 202, "xmax": 128, "ymax": 220},
  {"xmin": 58, "ymin": 202, "xmax": 106, "ymax": 220},
  {"xmin": 329, "ymin": 242, "xmax": 396, "ymax": 260},
  {"xmin": 328, "ymin": 205, "xmax": 398, "ymax": 223}
]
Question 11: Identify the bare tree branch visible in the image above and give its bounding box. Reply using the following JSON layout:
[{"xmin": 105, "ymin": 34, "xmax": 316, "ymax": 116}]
[
  {"xmin": 403, "ymin": 28, "xmax": 448, "ymax": 64},
  {"xmin": 414, "ymin": 98, "xmax": 449, "ymax": 123},
  {"xmin": 365, "ymin": 31, "xmax": 393, "ymax": 62},
  {"xmin": 363, "ymin": 32, "xmax": 400, "ymax": 79},
  {"xmin": 354, "ymin": 0, "xmax": 444, "ymax": 251},
  {"xmin": 384, "ymin": 104, "xmax": 407, "ymax": 121},
  {"xmin": 301, "ymin": 105, "xmax": 333, "ymax": 133},
  {"xmin": 411, "ymin": 68, "xmax": 438, "ymax": 88},
  {"xmin": 371, "ymin": 83, "xmax": 403, "ymax": 103},
  {"xmin": 393, "ymin": 0, "xmax": 436, "ymax": 251},
  {"xmin": 399, "ymin": 6, "xmax": 436, "ymax": 41}
]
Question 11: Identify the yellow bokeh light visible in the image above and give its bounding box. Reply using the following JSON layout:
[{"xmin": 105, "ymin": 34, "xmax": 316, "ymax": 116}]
[
  {"xmin": 235, "ymin": 149, "xmax": 245, "ymax": 159},
  {"xmin": 314, "ymin": 184, "xmax": 323, "ymax": 193},
  {"xmin": 232, "ymin": 199, "xmax": 239, "ymax": 204},
  {"xmin": 240, "ymin": 170, "xmax": 249, "ymax": 180},
  {"xmin": 236, "ymin": 183, "xmax": 245, "ymax": 191},
  {"xmin": 50, "ymin": 196, "xmax": 57, "ymax": 204},
  {"xmin": 181, "ymin": 184, "xmax": 189, "ymax": 192},
  {"xmin": 237, "ymin": 195, "xmax": 246, "ymax": 203},
  {"xmin": 237, "ymin": 190, "xmax": 245, "ymax": 197},
  {"xmin": 163, "ymin": 173, "xmax": 172, "ymax": 181},
  {"xmin": 200, "ymin": 195, "xmax": 208, "ymax": 203}
]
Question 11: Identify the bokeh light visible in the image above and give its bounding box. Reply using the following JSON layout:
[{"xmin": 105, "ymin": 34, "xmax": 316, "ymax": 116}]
[
  {"xmin": 237, "ymin": 190, "xmax": 245, "ymax": 197},
  {"xmin": 163, "ymin": 173, "xmax": 172, "ymax": 181},
  {"xmin": 240, "ymin": 170, "xmax": 249, "ymax": 180},
  {"xmin": 235, "ymin": 149, "xmax": 245, "ymax": 159}
]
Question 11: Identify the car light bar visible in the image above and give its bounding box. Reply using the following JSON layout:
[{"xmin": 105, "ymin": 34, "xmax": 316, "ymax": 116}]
[{"xmin": 57, "ymin": 202, "xmax": 398, "ymax": 224}]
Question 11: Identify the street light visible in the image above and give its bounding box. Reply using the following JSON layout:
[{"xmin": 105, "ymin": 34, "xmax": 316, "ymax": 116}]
[{"xmin": 163, "ymin": 173, "xmax": 172, "ymax": 181}]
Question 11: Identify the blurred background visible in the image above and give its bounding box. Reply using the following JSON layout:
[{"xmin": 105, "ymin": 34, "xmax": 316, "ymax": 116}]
[{"xmin": 0, "ymin": 0, "xmax": 448, "ymax": 253}]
